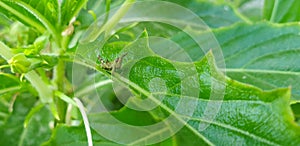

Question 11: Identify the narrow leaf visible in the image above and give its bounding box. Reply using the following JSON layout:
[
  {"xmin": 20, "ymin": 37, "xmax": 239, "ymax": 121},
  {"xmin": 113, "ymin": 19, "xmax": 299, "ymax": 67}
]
[{"xmin": 264, "ymin": 0, "xmax": 300, "ymax": 23}]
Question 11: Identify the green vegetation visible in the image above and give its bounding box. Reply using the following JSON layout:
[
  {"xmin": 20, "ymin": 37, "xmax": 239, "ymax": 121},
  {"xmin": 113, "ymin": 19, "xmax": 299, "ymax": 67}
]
[{"xmin": 0, "ymin": 0, "xmax": 299, "ymax": 145}]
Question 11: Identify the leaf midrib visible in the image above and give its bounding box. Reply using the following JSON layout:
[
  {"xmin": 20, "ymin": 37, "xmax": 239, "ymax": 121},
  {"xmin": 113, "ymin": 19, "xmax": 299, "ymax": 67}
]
[
  {"xmin": 152, "ymin": 92, "xmax": 272, "ymax": 103},
  {"xmin": 224, "ymin": 68, "xmax": 300, "ymax": 76},
  {"xmin": 113, "ymin": 73, "xmax": 215, "ymax": 146}
]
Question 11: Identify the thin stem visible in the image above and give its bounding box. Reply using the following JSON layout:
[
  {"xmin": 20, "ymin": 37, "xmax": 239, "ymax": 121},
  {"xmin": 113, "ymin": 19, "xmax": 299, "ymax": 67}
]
[
  {"xmin": 74, "ymin": 98, "xmax": 93, "ymax": 146},
  {"xmin": 75, "ymin": 79, "xmax": 113, "ymax": 97},
  {"xmin": 25, "ymin": 71, "xmax": 53, "ymax": 103},
  {"xmin": 0, "ymin": 86, "xmax": 20, "ymax": 94},
  {"xmin": 103, "ymin": 0, "xmax": 135, "ymax": 38},
  {"xmin": 0, "ymin": 65, "xmax": 10, "ymax": 70},
  {"xmin": 0, "ymin": 42, "xmax": 13, "ymax": 60},
  {"xmin": 65, "ymin": 104, "xmax": 73, "ymax": 125},
  {"xmin": 55, "ymin": 91, "xmax": 78, "ymax": 107},
  {"xmin": 88, "ymin": 0, "xmax": 136, "ymax": 41}
]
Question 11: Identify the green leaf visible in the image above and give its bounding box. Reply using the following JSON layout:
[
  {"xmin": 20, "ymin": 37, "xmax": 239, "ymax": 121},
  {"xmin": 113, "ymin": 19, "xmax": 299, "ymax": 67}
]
[
  {"xmin": 264, "ymin": 0, "xmax": 300, "ymax": 23},
  {"xmin": 0, "ymin": 0, "xmax": 58, "ymax": 36},
  {"xmin": 291, "ymin": 103, "xmax": 300, "ymax": 123},
  {"xmin": 237, "ymin": 0, "xmax": 263, "ymax": 21},
  {"xmin": 0, "ymin": 73, "xmax": 20, "ymax": 94},
  {"xmin": 0, "ymin": 93, "xmax": 36, "ymax": 145},
  {"xmin": 0, "ymin": 13, "xmax": 11, "ymax": 27},
  {"xmin": 162, "ymin": 0, "xmax": 248, "ymax": 28},
  {"xmin": 88, "ymin": 39, "xmax": 300, "ymax": 145},
  {"xmin": 0, "ymin": 22, "xmax": 39, "ymax": 48},
  {"xmin": 215, "ymin": 0, "xmax": 250, "ymax": 7},
  {"xmin": 89, "ymin": 105, "xmax": 178, "ymax": 145},
  {"xmin": 0, "ymin": 93, "xmax": 13, "ymax": 126},
  {"xmin": 43, "ymin": 124, "xmax": 121, "ymax": 146},
  {"xmin": 0, "ymin": 92, "xmax": 53, "ymax": 146},
  {"xmin": 168, "ymin": 22, "xmax": 300, "ymax": 101},
  {"xmin": 0, "ymin": 93, "xmax": 53, "ymax": 146},
  {"xmin": 211, "ymin": 22, "xmax": 300, "ymax": 101},
  {"xmin": 76, "ymin": 0, "xmax": 106, "ymax": 30},
  {"xmin": 0, "ymin": 0, "xmax": 88, "ymax": 42},
  {"xmin": 0, "ymin": 0, "xmax": 45, "ymax": 32},
  {"xmin": 61, "ymin": 0, "xmax": 88, "ymax": 26},
  {"xmin": 18, "ymin": 105, "xmax": 53, "ymax": 146},
  {"xmin": 0, "ymin": 74, "xmax": 20, "ymax": 126}
]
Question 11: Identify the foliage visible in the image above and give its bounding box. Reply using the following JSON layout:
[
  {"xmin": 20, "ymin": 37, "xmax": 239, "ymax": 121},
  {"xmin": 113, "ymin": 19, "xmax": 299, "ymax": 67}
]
[{"xmin": 0, "ymin": 0, "xmax": 300, "ymax": 145}]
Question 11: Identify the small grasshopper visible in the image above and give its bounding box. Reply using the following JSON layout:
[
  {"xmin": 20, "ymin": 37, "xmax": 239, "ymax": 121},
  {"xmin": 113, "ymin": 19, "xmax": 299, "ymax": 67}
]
[{"xmin": 97, "ymin": 53, "xmax": 127, "ymax": 71}]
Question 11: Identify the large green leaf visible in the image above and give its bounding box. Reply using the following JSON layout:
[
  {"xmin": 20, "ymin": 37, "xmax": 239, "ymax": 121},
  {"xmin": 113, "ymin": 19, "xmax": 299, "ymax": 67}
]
[
  {"xmin": 87, "ymin": 38, "xmax": 300, "ymax": 145},
  {"xmin": 264, "ymin": 0, "xmax": 300, "ymax": 23},
  {"xmin": 0, "ymin": 73, "xmax": 20, "ymax": 126},
  {"xmin": 0, "ymin": 93, "xmax": 35, "ymax": 145},
  {"xmin": 167, "ymin": 22, "xmax": 300, "ymax": 101},
  {"xmin": 215, "ymin": 0, "xmax": 251, "ymax": 7},
  {"xmin": 0, "ymin": 93, "xmax": 53, "ymax": 146},
  {"xmin": 19, "ymin": 105, "xmax": 53, "ymax": 146},
  {"xmin": 43, "ymin": 124, "xmax": 121, "ymax": 146},
  {"xmin": 209, "ymin": 22, "xmax": 300, "ymax": 101},
  {"xmin": 236, "ymin": 0, "xmax": 263, "ymax": 21},
  {"xmin": 162, "ymin": 0, "xmax": 248, "ymax": 28},
  {"xmin": 43, "ymin": 121, "xmax": 175, "ymax": 146}
]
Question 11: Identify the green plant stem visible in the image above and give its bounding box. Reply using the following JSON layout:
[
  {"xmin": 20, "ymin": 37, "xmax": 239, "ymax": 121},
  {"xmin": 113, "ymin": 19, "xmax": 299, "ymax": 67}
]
[
  {"xmin": 25, "ymin": 71, "xmax": 53, "ymax": 103},
  {"xmin": 55, "ymin": 91, "xmax": 78, "ymax": 107},
  {"xmin": 53, "ymin": 57, "xmax": 67, "ymax": 123},
  {"xmin": 87, "ymin": 0, "xmax": 136, "ymax": 41},
  {"xmin": 103, "ymin": 0, "xmax": 135, "ymax": 38},
  {"xmin": 0, "ymin": 86, "xmax": 21, "ymax": 94}
]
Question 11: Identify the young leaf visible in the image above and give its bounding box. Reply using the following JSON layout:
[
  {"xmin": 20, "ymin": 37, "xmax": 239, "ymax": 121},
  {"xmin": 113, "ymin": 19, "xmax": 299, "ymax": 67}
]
[
  {"xmin": 0, "ymin": 42, "xmax": 53, "ymax": 103},
  {"xmin": 60, "ymin": 0, "xmax": 88, "ymax": 26}
]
